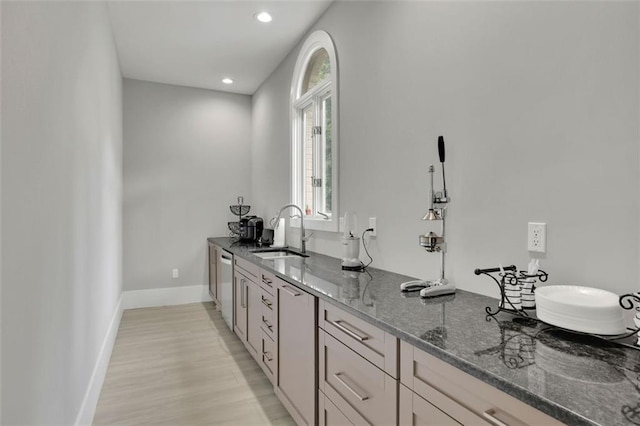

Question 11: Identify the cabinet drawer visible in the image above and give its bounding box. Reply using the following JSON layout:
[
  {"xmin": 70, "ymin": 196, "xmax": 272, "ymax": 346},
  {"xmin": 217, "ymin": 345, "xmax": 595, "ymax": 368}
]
[
  {"xmin": 234, "ymin": 256, "xmax": 259, "ymax": 279},
  {"xmin": 400, "ymin": 340, "xmax": 562, "ymax": 426},
  {"xmin": 318, "ymin": 391, "xmax": 355, "ymax": 426},
  {"xmin": 259, "ymin": 269, "xmax": 276, "ymax": 295},
  {"xmin": 399, "ymin": 383, "xmax": 460, "ymax": 426},
  {"xmin": 261, "ymin": 332, "xmax": 276, "ymax": 382},
  {"xmin": 319, "ymin": 330, "xmax": 397, "ymax": 426},
  {"xmin": 319, "ymin": 300, "xmax": 398, "ymax": 378},
  {"xmin": 260, "ymin": 288, "xmax": 276, "ymax": 338}
]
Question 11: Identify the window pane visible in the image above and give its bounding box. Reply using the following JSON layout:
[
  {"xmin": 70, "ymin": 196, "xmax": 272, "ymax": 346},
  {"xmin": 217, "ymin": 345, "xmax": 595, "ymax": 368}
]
[
  {"xmin": 303, "ymin": 108, "xmax": 314, "ymax": 216},
  {"xmin": 323, "ymin": 96, "xmax": 332, "ymax": 215},
  {"xmin": 302, "ymin": 48, "xmax": 330, "ymax": 94}
]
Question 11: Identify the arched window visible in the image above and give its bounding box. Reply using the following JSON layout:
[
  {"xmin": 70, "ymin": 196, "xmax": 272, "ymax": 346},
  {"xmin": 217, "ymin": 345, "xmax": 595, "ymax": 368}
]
[{"xmin": 291, "ymin": 30, "xmax": 339, "ymax": 232}]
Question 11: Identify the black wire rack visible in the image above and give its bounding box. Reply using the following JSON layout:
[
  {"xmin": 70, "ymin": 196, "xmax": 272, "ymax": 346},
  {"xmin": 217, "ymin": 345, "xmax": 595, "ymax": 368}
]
[
  {"xmin": 475, "ymin": 265, "xmax": 640, "ymax": 350},
  {"xmin": 615, "ymin": 293, "xmax": 640, "ymax": 349},
  {"xmin": 474, "ymin": 265, "xmax": 548, "ymax": 318}
]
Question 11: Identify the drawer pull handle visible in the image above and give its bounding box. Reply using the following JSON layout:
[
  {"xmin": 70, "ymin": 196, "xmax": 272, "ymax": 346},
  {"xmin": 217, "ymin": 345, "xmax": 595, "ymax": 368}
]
[
  {"xmin": 333, "ymin": 373, "xmax": 369, "ymax": 401},
  {"xmin": 482, "ymin": 409, "xmax": 510, "ymax": 426},
  {"xmin": 261, "ymin": 296, "xmax": 273, "ymax": 309},
  {"xmin": 281, "ymin": 285, "xmax": 301, "ymax": 297},
  {"xmin": 331, "ymin": 320, "xmax": 369, "ymax": 342},
  {"xmin": 262, "ymin": 317, "xmax": 273, "ymax": 330},
  {"xmin": 263, "ymin": 351, "xmax": 273, "ymax": 362},
  {"xmin": 240, "ymin": 278, "xmax": 246, "ymax": 308},
  {"xmin": 262, "ymin": 275, "xmax": 273, "ymax": 286}
]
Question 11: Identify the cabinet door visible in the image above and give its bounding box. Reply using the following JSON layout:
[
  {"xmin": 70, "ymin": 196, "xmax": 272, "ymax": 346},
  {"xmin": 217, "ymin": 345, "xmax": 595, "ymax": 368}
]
[
  {"xmin": 246, "ymin": 279, "xmax": 261, "ymax": 359},
  {"xmin": 276, "ymin": 280, "xmax": 316, "ymax": 426},
  {"xmin": 233, "ymin": 271, "xmax": 247, "ymax": 341},
  {"xmin": 208, "ymin": 243, "xmax": 218, "ymax": 302}
]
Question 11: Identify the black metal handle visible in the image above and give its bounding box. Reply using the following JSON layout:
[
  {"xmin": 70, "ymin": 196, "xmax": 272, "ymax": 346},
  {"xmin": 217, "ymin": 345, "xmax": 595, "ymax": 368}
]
[
  {"xmin": 474, "ymin": 265, "xmax": 517, "ymax": 275},
  {"xmin": 438, "ymin": 135, "xmax": 445, "ymax": 163}
]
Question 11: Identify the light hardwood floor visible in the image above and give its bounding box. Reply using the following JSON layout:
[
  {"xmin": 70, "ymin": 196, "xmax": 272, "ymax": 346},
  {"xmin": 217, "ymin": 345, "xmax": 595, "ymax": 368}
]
[{"xmin": 94, "ymin": 302, "xmax": 295, "ymax": 425}]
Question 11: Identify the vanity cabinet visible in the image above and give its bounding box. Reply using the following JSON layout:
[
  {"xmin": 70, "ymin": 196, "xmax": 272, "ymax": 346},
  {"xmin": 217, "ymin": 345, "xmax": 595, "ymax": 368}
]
[
  {"xmin": 400, "ymin": 340, "xmax": 562, "ymax": 426},
  {"xmin": 276, "ymin": 277, "xmax": 316, "ymax": 426},
  {"xmin": 318, "ymin": 300, "xmax": 398, "ymax": 426}
]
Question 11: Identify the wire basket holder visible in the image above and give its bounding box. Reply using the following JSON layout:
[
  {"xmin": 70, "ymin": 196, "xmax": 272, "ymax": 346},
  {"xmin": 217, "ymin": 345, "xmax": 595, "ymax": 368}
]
[
  {"xmin": 618, "ymin": 294, "xmax": 640, "ymax": 346},
  {"xmin": 474, "ymin": 265, "xmax": 548, "ymax": 318},
  {"xmin": 228, "ymin": 196, "xmax": 251, "ymax": 237}
]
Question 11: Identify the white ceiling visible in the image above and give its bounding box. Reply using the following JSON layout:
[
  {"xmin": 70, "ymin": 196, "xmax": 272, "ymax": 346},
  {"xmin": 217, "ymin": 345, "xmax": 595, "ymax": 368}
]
[{"xmin": 107, "ymin": 1, "xmax": 333, "ymax": 95}]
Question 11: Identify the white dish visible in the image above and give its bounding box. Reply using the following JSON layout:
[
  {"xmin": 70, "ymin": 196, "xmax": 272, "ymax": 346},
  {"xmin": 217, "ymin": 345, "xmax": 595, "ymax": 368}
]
[{"xmin": 535, "ymin": 285, "xmax": 626, "ymax": 335}]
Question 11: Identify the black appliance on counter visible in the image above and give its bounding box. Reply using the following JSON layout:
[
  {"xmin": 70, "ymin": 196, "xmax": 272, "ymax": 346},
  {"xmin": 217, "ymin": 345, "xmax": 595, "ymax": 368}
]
[{"xmin": 239, "ymin": 216, "xmax": 264, "ymax": 242}]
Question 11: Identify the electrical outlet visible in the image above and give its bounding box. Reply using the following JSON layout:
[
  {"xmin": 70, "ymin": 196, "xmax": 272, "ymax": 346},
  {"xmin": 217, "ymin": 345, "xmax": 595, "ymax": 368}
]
[
  {"xmin": 369, "ymin": 217, "xmax": 377, "ymax": 237},
  {"xmin": 527, "ymin": 222, "xmax": 546, "ymax": 253},
  {"xmin": 172, "ymin": 268, "xmax": 179, "ymax": 278}
]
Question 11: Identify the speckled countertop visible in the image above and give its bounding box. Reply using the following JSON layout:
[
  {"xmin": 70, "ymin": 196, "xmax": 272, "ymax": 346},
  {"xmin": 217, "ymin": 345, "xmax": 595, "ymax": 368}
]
[{"xmin": 209, "ymin": 237, "xmax": 640, "ymax": 426}]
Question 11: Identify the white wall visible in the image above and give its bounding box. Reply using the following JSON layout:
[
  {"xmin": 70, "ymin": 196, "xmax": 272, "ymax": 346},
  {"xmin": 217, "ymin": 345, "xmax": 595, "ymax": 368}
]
[
  {"xmin": 1, "ymin": 2, "xmax": 123, "ymax": 424},
  {"xmin": 253, "ymin": 1, "xmax": 640, "ymax": 296},
  {"xmin": 251, "ymin": 54, "xmax": 294, "ymax": 222},
  {"xmin": 123, "ymin": 79, "xmax": 252, "ymax": 291}
]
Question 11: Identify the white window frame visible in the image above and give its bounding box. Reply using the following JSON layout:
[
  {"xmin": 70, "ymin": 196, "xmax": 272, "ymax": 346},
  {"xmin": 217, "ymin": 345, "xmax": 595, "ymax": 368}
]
[{"xmin": 290, "ymin": 30, "xmax": 339, "ymax": 232}]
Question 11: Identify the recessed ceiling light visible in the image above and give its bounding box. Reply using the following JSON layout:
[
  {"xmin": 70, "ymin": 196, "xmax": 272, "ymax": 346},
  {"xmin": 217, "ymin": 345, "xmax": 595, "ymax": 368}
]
[
  {"xmin": 255, "ymin": 12, "xmax": 272, "ymax": 23},
  {"xmin": 222, "ymin": 78, "xmax": 234, "ymax": 84}
]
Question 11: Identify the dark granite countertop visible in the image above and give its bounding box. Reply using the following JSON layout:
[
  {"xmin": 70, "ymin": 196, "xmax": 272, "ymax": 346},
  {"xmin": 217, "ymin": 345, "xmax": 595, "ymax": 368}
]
[{"xmin": 209, "ymin": 237, "xmax": 640, "ymax": 426}]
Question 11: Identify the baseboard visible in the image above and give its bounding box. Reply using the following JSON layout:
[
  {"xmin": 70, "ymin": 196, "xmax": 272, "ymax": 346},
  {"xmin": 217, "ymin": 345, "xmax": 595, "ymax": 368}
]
[
  {"xmin": 122, "ymin": 284, "xmax": 212, "ymax": 310},
  {"xmin": 74, "ymin": 294, "xmax": 124, "ymax": 426}
]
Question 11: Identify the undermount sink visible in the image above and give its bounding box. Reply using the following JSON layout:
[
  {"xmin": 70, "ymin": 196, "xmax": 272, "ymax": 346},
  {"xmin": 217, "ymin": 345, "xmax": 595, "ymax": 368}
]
[
  {"xmin": 535, "ymin": 285, "xmax": 626, "ymax": 335},
  {"xmin": 250, "ymin": 248, "xmax": 308, "ymax": 260}
]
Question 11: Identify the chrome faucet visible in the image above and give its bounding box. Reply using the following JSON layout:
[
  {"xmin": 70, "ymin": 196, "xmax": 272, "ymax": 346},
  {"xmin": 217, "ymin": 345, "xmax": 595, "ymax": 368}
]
[{"xmin": 274, "ymin": 204, "xmax": 308, "ymax": 254}]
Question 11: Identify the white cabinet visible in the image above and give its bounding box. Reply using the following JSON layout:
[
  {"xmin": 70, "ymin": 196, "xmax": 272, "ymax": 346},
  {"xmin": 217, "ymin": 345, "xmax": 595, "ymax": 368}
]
[{"xmin": 276, "ymin": 278, "xmax": 316, "ymax": 426}]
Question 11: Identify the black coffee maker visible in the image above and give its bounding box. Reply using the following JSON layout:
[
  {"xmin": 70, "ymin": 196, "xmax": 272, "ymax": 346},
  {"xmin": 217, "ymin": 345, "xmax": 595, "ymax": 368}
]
[{"xmin": 239, "ymin": 216, "xmax": 263, "ymax": 242}]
